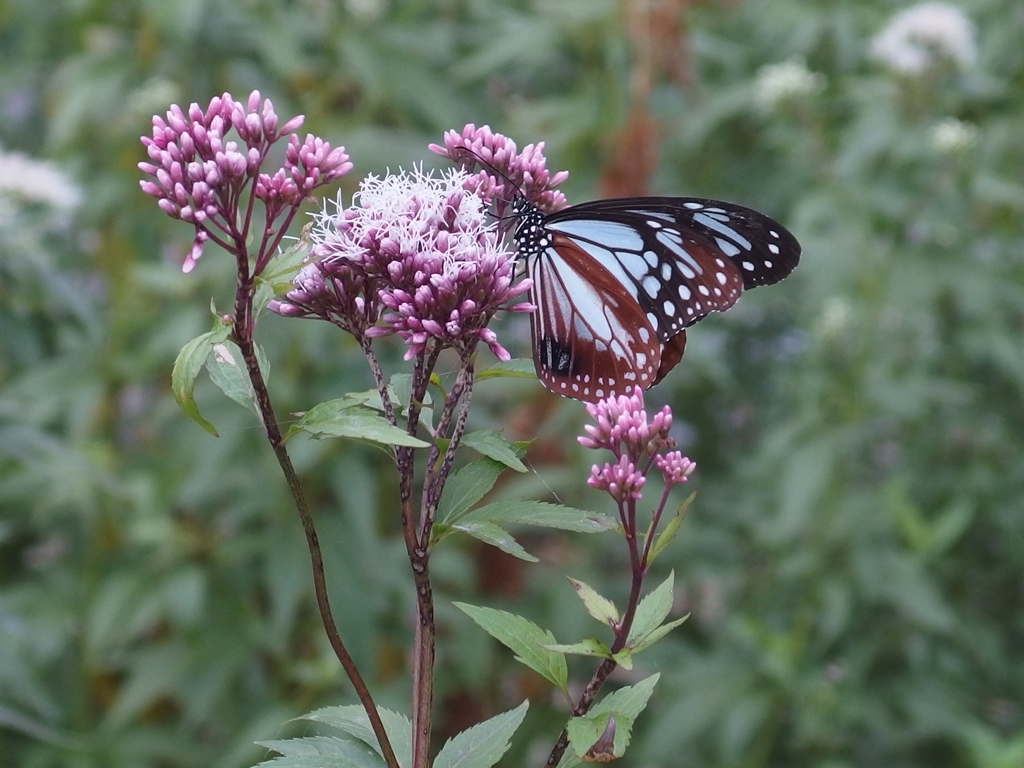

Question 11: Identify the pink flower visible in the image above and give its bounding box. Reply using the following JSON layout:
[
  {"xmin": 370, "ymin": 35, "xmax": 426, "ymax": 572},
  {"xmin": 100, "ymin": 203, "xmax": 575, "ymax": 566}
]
[
  {"xmin": 139, "ymin": 91, "xmax": 350, "ymax": 272},
  {"xmin": 579, "ymin": 387, "xmax": 694, "ymax": 503},
  {"xmin": 271, "ymin": 167, "xmax": 532, "ymax": 357},
  {"xmin": 578, "ymin": 387, "xmax": 673, "ymax": 461},
  {"xmin": 429, "ymin": 124, "xmax": 569, "ymax": 217}
]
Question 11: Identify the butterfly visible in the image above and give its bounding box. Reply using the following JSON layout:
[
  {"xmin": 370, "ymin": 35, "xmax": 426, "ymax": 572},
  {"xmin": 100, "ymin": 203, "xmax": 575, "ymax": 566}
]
[{"xmin": 510, "ymin": 195, "xmax": 801, "ymax": 402}]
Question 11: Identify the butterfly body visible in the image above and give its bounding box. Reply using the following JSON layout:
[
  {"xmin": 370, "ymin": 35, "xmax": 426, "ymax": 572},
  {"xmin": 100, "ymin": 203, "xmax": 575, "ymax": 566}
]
[{"xmin": 512, "ymin": 195, "xmax": 801, "ymax": 402}]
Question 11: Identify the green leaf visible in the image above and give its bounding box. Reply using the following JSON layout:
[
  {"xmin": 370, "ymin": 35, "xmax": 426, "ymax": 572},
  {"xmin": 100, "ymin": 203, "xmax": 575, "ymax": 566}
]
[
  {"xmin": 461, "ymin": 430, "xmax": 527, "ymax": 472},
  {"xmin": 474, "ymin": 358, "xmax": 536, "ymax": 381},
  {"xmin": 432, "ymin": 701, "xmax": 528, "ymax": 768},
  {"xmin": 567, "ymin": 578, "xmax": 618, "ymax": 626},
  {"xmin": 255, "ymin": 735, "xmax": 385, "ymax": 768},
  {"xmin": 561, "ymin": 674, "xmax": 660, "ymax": 762},
  {"xmin": 170, "ymin": 321, "xmax": 231, "ymax": 435},
  {"xmin": 627, "ymin": 615, "xmax": 688, "ymax": 654},
  {"xmin": 254, "ymin": 239, "xmax": 310, "ymax": 318},
  {"xmin": 556, "ymin": 676, "xmax": 659, "ymax": 764},
  {"xmin": 626, "ymin": 571, "xmax": 674, "ymax": 648},
  {"xmin": 459, "ymin": 501, "xmax": 616, "ymax": 533},
  {"xmin": 288, "ymin": 400, "xmax": 429, "ymax": 449},
  {"xmin": 542, "ymin": 639, "xmax": 611, "ymax": 658},
  {"xmin": 590, "ymin": 673, "xmax": 660, "ymax": 720},
  {"xmin": 565, "ymin": 712, "xmax": 633, "ymax": 763},
  {"xmin": 205, "ymin": 341, "xmax": 268, "ymax": 418},
  {"xmin": 453, "ymin": 522, "xmax": 537, "ymax": 562},
  {"xmin": 261, "ymin": 239, "xmax": 310, "ymax": 284},
  {"xmin": 437, "ymin": 459, "xmax": 506, "ymax": 525},
  {"xmin": 300, "ymin": 705, "xmax": 411, "ymax": 768},
  {"xmin": 648, "ymin": 492, "xmax": 695, "ymax": 564},
  {"xmin": 454, "ymin": 604, "xmax": 568, "ymax": 692}
]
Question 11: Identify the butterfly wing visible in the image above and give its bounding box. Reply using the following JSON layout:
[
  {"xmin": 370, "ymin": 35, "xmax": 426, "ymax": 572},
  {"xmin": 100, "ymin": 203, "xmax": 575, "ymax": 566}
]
[
  {"xmin": 518, "ymin": 195, "xmax": 801, "ymax": 400},
  {"xmin": 542, "ymin": 210, "xmax": 741, "ymax": 341},
  {"xmin": 527, "ymin": 233, "xmax": 663, "ymax": 401}
]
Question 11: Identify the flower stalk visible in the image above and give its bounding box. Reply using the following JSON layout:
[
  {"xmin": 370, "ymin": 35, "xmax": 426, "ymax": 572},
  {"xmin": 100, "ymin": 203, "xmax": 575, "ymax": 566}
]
[{"xmin": 545, "ymin": 387, "xmax": 694, "ymax": 767}]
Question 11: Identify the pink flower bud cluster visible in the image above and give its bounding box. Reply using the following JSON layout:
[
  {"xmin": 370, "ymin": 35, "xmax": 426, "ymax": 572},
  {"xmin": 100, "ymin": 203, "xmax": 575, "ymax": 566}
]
[
  {"xmin": 270, "ymin": 168, "xmax": 533, "ymax": 358},
  {"xmin": 579, "ymin": 386, "xmax": 694, "ymax": 500},
  {"xmin": 429, "ymin": 124, "xmax": 569, "ymax": 215},
  {"xmin": 139, "ymin": 91, "xmax": 351, "ymax": 272}
]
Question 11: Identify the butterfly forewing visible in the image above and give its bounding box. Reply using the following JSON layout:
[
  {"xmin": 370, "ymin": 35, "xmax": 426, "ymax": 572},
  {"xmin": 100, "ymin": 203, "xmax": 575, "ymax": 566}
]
[
  {"xmin": 527, "ymin": 235, "xmax": 662, "ymax": 402},
  {"xmin": 543, "ymin": 212, "xmax": 744, "ymax": 341},
  {"xmin": 548, "ymin": 196, "xmax": 800, "ymax": 290}
]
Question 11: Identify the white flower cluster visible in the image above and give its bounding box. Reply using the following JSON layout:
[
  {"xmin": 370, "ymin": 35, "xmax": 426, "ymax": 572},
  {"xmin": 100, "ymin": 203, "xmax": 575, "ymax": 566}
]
[
  {"xmin": 0, "ymin": 146, "xmax": 81, "ymax": 210},
  {"xmin": 929, "ymin": 117, "xmax": 978, "ymax": 153},
  {"xmin": 753, "ymin": 59, "xmax": 826, "ymax": 111},
  {"xmin": 312, "ymin": 166, "xmax": 507, "ymax": 275},
  {"xmin": 870, "ymin": 2, "xmax": 977, "ymax": 75}
]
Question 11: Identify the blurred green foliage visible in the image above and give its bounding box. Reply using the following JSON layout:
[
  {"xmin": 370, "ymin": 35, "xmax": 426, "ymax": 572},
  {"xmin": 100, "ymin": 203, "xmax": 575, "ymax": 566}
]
[{"xmin": 1, "ymin": 0, "xmax": 1023, "ymax": 766}]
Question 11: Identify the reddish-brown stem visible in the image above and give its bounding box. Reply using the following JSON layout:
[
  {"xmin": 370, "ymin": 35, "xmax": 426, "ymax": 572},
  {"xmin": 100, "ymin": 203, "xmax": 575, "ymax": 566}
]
[
  {"xmin": 393, "ymin": 344, "xmax": 442, "ymax": 768},
  {"xmin": 230, "ymin": 254, "xmax": 399, "ymax": 768},
  {"xmin": 419, "ymin": 354, "xmax": 475, "ymax": 543}
]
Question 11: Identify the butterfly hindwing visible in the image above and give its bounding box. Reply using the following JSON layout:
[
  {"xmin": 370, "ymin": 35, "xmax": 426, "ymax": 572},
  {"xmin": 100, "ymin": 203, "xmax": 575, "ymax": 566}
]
[{"xmin": 527, "ymin": 234, "xmax": 662, "ymax": 402}]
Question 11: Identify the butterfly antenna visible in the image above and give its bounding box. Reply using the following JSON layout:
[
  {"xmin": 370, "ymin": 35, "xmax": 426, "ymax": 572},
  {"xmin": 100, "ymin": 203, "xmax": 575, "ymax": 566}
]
[{"xmin": 449, "ymin": 146, "xmax": 524, "ymax": 206}]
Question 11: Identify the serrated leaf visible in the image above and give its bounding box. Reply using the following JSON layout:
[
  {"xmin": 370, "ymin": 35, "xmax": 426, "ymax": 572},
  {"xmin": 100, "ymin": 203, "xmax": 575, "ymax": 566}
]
[
  {"xmin": 206, "ymin": 341, "xmax": 269, "ymax": 418},
  {"xmin": 611, "ymin": 649, "xmax": 633, "ymax": 671},
  {"xmin": 627, "ymin": 615, "xmax": 688, "ymax": 654},
  {"xmin": 475, "ymin": 358, "xmax": 537, "ymax": 381},
  {"xmin": 649, "ymin": 492, "xmax": 695, "ymax": 563},
  {"xmin": 255, "ymin": 735, "xmax": 384, "ymax": 768},
  {"xmin": 590, "ymin": 673, "xmax": 660, "ymax": 720},
  {"xmin": 461, "ymin": 430, "xmax": 527, "ymax": 472},
  {"xmin": 565, "ymin": 715, "xmax": 609, "ymax": 761},
  {"xmin": 437, "ymin": 459, "xmax": 506, "ymax": 525},
  {"xmin": 454, "ymin": 604, "xmax": 568, "ymax": 692},
  {"xmin": 453, "ymin": 522, "xmax": 537, "ymax": 562},
  {"xmin": 567, "ymin": 578, "xmax": 618, "ymax": 626},
  {"xmin": 459, "ymin": 501, "xmax": 616, "ymax": 533},
  {"xmin": 300, "ymin": 705, "xmax": 411, "ymax": 768},
  {"xmin": 542, "ymin": 639, "xmax": 611, "ymax": 658},
  {"xmin": 432, "ymin": 701, "xmax": 528, "ymax": 768},
  {"xmin": 565, "ymin": 712, "xmax": 634, "ymax": 762},
  {"xmin": 170, "ymin": 323, "xmax": 231, "ymax": 435},
  {"xmin": 261, "ymin": 240, "xmax": 310, "ymax": 283},
  {"xmin": 626, "ymin": 571, "xmax": 674, "ymax": 648},
  {"xmin": 556, "ymin": 680, "xmax": 658, "ymax": 765},
  {"xmin": 288, "ymin": 401, "xmax": 429, "ymax": 448},
  {"xmin": 568, "ymin": 678, "xmax": 658, "ymax": 762},
  {"xmin": 254, "ymin": 240, "xmax": 310, "ymax": 318}
]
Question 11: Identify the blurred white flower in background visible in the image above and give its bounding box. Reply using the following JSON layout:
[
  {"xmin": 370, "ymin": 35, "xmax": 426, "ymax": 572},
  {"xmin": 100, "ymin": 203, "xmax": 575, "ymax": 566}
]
[
  {"xmin": 0, "ymin": 146, "xmax": 81, "ymax": 211},
  {"xmin": 929, "ymin": 117, "xmax": 978, "ymax": 153},
  {"xmin": 754, "ymin": 59, "xmax": 826, "ymax": 111},
  {"xmin": 870, "ymin": 2, "xmax": 976, "ymax": 74}
]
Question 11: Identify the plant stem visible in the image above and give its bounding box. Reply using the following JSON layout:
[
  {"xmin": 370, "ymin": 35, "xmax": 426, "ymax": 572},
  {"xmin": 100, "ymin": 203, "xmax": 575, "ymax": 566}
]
[
  {"xmin": 395, "ymin": 344, "xmax": 442, "ymax": 768},
  {"xmin": 543, "ymin": 499, "xmax": 648, "ymax": 768},
  {"xmin": 232, "ymin": 273, "xmax": 399, "ymax": 768}
]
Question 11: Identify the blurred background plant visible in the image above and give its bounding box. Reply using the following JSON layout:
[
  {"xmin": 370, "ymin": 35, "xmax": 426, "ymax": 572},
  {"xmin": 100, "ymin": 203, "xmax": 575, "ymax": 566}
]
[{"xmin": 1, "ymin": 0, "xmax": 1022, "ymax": 767}]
